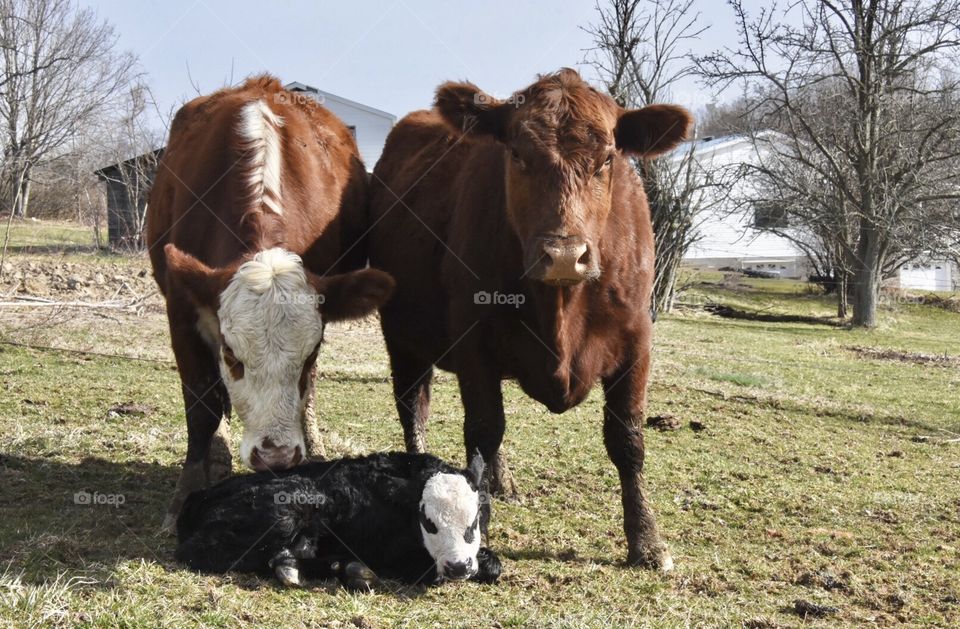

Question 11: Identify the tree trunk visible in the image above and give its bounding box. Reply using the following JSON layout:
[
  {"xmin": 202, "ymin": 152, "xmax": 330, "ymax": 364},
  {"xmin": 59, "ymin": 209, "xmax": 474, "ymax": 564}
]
[
  {"xmin": 653, "ymin": 253, "xmax": 680, "ymax": 316},
  {"xmin": 10, "ymin": 167, "xmax": 31, "ymax": 219},
  {"xmin": 852, "ymin": 227, "xmax": 881, "ymax": 328},
  {"xmin": 837, "ymin": 272, "xmax": 849, "ymax": 319}
]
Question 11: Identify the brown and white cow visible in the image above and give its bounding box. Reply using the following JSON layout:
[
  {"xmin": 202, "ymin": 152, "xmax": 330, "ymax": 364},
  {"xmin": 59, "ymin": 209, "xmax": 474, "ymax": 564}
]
[
  {"xmin": 147, "ymin": 76, "xmax": 393, "ymax": 531},
  {"xmin": 367, "ymin": 69, "xmax": 690, "ymax": 570}
]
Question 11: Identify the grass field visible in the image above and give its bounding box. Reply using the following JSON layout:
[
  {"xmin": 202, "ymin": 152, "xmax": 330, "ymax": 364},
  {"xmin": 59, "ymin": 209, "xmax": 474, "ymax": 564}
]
[
  {"xmin": 0, "ymin": 220, "xmax": 96, "ymax": 254},
  {"xmin": 1, "ymin": 246, "xmax": 958, "ymax": 627}
]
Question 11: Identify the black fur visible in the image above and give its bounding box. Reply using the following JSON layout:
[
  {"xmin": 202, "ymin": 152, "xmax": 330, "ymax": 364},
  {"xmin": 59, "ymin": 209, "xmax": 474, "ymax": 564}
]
[{"xmin": 175, "ymin": 452, "xmax": 501, "ymax": 587}]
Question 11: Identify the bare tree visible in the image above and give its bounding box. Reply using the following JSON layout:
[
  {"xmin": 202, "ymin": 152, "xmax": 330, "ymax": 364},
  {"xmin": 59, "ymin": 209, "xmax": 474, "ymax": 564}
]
[
  {"xmin": 0, "ymin": 0, "xmax": 137, "ymax": 220},
  {"xmin": 698, "ymin": 0, "xmax": 960, "ymax": 327},
  {"xmin": 584, "ymin": 0, "xmax": 731, "ymax": 314}
]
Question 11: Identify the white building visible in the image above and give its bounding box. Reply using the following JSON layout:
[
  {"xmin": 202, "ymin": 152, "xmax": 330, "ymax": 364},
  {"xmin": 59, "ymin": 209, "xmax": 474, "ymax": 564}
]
[
  {"xmin": 672, "ymin": 133, "xmax": 811, "ymax": 278},
  {"xmin": 898, "ymin": 259, "xmax": 956, "ymax": 292},
  {"xmin": 675, "ymin": 133, "xmax": 958, "ymax": 290},
  {"xmin": 285, "ymin": 82, "xmax": 396, "ymax": 170}
]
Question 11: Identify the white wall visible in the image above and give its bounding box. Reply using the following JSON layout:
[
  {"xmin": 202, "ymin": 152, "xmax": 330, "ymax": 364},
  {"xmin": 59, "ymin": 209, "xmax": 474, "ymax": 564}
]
[
  {"xmin": 287, "ymin": 84, "xmax": 396, "ymax": 171},
  {"xmin": 315, "ymin": 96, "xmax": 395, "ymax": 169},
  {"xmin": 675, "ymin": 134, "xmax": 809, "ymax": 269},
  {"xmin": 899, "ymin": 260, "xmax": 955, "ymax": 291}
]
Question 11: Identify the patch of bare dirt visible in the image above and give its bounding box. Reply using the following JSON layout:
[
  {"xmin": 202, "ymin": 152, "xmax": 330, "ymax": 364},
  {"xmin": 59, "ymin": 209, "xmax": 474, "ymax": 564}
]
[
  {"xmin": 847, "ymin": 345, "xmax": 959, "ymax": 368},
  {"xmin": 0, "ymin": 255, "xmax": 160, "ymax": 309}
]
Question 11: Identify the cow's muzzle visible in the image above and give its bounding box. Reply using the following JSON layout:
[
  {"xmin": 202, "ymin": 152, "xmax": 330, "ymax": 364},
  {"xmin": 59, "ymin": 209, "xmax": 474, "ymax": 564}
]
[
  {"xmin": 526, "ymin": 236, "xmax": 599, "ymax": 285},
  {"xmin": 250, "ymin": 439, "xmax": 303, "ymax": 471}
]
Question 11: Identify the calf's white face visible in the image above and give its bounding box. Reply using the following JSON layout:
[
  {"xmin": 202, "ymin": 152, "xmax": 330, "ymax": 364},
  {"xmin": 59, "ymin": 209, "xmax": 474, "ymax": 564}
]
[
  {"xmin": 217, "ymin": 249, "xmax": 322, "ymax": 470},
  {"xmin": 419, "ymin": 472, "xmax": 481, "ymax": 580}
]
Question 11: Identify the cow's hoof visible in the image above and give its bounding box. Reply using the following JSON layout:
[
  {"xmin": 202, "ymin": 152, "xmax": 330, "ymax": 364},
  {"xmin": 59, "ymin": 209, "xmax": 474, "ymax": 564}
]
[
  {"xmin": 489, "ymin": 468, "xmax": 518, "ymax": 500},
  {"xmin": 274, "ymin": 565, "xmax": 302, "ymax": 588},
  {"xmin": 333, "ymin": 560, "xmax": 378, "ymax": 592},
  {"xmin": 628, "ymin": 544, "xmax": 674, "ymax": 573}
]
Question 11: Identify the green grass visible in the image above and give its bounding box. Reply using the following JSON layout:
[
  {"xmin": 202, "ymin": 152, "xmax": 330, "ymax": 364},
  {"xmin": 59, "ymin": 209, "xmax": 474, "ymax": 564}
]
[
  {"xmin": 1, "ymin": 274, "xmax": 959, "ymax": 627},
  {"xmin": 1, "ymin": 220, "xmax": 96, "ymax": 253}
]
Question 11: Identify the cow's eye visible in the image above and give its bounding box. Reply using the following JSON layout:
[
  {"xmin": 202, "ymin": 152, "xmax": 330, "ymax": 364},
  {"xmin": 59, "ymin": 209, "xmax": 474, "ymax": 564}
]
[
  {"xmin": 220, "ymin": 340, "xmax": 244, "ymax": 379},
  {"xmin": 596, "ymin": 154, "xmax": 614, "ymax": 176},
  {"xmin": 419, "ymin": 504, "xmax": 438, "ymax": 534}
]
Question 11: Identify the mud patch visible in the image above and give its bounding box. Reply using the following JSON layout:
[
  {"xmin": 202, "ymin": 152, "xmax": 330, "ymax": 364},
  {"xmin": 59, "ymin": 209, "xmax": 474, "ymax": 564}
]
[
  {"xmin": 704, "ymin": 303, "xmax": 844, "ymax": 327},
  {"xmin": 847, "ymin": 345, "xmax": 959, "ymax": 367}
]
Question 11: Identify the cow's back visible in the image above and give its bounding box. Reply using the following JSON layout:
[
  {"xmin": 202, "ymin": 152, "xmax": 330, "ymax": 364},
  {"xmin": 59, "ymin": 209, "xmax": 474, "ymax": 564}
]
[
  {"xmin": 146, "ymin": 76, "xmax": 368, "ymax": 295},
  {"xmin": 369, "ymin": 110, "xmax": 483, "ymax": 357}
]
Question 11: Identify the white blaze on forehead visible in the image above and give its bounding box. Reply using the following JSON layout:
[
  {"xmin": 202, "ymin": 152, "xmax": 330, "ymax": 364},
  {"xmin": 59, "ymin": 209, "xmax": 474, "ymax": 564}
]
[
  {"xmin": 419, "ymin": 472, "xmax": 481, "ymax": 573},
  {"xmin": 217, "ymin": 248, "xmax": 324, "ymax": 467},
  {"xmin": 238, "ymin": 99, "xmax": 284, "ymax": 215}
]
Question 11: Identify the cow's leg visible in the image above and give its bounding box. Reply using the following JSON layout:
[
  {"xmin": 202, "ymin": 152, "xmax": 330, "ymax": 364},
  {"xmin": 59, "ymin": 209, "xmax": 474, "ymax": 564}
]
[
  {"xmin": 601, "ymin": 338, "xmax": 672, "ymax": 572},
  {"xmin": 459, "ymin": 355, "xmax": 516, "ymax": 510},
  {"xmin": 300, "ymin": 363, "xmax": 326, "ymax": 459},
  {"xmin": 161, "ymin": 311, "xmax": 232, "ymax": 534},
  {"xmin": 385, "ymin": 341, "xmax": 433, "ymax": 453}
]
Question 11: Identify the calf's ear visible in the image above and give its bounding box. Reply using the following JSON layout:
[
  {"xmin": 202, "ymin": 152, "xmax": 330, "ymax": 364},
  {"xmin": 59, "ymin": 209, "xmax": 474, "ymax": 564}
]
[
  {"xmin": 163, "ymin": 243, "xmax": 230, "ymax": 307},
  {"xmin": 435, "ymin": 81, "xmax": 510, "ymax": 140},
  {"xmin": 614, "ymin": 104, "xmax": 692, "ymax": 158},
  {"xmin": 468, "ymin": 450, "xmax": 485, "ymax": 487},
  {"xmin": 311, "ymin": 268, "xmax": 395, "ymax": 322}
]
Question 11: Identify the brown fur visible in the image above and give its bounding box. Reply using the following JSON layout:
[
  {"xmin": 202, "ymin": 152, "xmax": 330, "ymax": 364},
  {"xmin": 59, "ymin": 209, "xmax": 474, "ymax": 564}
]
[
  {"xmin": 146, "ymin": 76, "xmax": 381, "ymax": 528},
  {"xmin": 368, "ymin": 69, "xmax": 691, "ymax": 569}
]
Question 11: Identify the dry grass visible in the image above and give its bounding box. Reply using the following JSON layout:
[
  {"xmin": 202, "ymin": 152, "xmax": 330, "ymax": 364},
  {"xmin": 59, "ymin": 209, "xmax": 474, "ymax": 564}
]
[{"xmin": 1, "ymin": 247, "xmax": 959, "ymax": 627}]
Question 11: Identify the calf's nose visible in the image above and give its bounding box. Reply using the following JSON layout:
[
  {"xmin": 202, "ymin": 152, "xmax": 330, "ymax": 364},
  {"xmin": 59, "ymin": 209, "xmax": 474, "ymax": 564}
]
[
  {"xmin": 443, "ymin": 558, "xmax": 474, "ymax": 580},
  {"xmin": 250, "ymin": 441, "xmax": 303, "ymax": 472}
]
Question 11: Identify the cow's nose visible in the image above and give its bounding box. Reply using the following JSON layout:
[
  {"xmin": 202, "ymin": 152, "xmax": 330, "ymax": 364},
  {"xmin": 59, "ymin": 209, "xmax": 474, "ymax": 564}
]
[
  {"xmin": 250, "ymin": 442, "xmax": 302, "ymax": 471},
  {"xmin": 443, "ymin": 558, "xmax": 474, "ymax": 580},
  {"xmin": 541, "ymin": 238, "xmax": 593, "ymax": 284}
]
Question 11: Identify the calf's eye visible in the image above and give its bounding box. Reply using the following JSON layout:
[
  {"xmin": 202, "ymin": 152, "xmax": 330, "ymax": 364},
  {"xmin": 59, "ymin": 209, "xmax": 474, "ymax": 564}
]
[{"xmin": 419, "ymin": 504, "xmax": 438, "ymax": 534}]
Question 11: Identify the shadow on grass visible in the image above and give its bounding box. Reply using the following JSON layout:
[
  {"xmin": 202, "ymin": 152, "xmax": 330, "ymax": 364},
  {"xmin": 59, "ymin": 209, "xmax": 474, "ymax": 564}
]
[
  {"xmin": 0, "ymin": 453, "xmax": 180, "ymax": 583},
  {"xmin": 499, "ymin": 547, "xmax": 618, "ymax": 567},
  {"xmin": 0, "ymin": 454, "xmax": 458, "ymax": 598}
]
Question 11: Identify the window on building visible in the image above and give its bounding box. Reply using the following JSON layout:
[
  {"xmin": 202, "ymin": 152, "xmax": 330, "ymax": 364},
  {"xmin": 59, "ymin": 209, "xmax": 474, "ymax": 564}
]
[{"xmin": 753, "ymin": 202, "xmax": 789, "ymax": 229}]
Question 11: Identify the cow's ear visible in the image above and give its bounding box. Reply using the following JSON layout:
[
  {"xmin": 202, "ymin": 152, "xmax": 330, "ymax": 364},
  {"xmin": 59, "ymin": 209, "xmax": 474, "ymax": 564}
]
[
  {"xmin": 435, "ymin": 81, "xmax": 510, "ymax": 140},
  {"xmin": 614, "ymin": 104, "xmax": 692, "ymax": 157},
  {"xmin": 163, "ymin": 243, "xmax": 229, "ymax": 307},
  {"xmin": 311, "ymin": 268, "xmax": 395, "ymax": 322}
]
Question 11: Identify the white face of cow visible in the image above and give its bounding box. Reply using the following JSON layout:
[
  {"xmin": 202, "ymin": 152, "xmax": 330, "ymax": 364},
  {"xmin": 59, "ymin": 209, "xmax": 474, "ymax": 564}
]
[
  {"xmin": 419, "ymin": 472, "xmax": 482, "ymax": 580},
  {"xmin": 216, "ymin": 248, "xmax": 323, "ymax": 471}
]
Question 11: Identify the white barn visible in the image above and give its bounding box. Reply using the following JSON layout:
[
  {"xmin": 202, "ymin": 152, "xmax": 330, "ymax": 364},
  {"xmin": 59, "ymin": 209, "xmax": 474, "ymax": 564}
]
[
  {"xmin": 675, "ymin": 133, "xmax": 811, "ymax": 279},
  {"xmin": 285, "ymin": 82, "xmax": 396, "ymax": 170},
  {"xmin": 676, "ymin": 133, "xmax": 958, "ymax": 290}
]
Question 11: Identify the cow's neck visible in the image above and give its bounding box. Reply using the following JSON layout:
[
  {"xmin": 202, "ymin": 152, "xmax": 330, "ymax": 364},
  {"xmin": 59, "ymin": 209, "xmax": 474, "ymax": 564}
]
[{"xmin": 526, "ymin": 282, "xmax": 588, "ymax": 358}]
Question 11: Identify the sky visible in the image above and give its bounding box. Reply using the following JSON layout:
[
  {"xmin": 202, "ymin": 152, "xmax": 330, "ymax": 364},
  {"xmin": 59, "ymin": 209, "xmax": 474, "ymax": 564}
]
[{"xmin": 79, "ymin": 0, "xmax": 757, "ymax": 132}]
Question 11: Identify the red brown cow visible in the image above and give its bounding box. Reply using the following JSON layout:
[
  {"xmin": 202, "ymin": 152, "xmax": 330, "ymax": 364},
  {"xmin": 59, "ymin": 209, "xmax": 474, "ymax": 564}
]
[
  {"xmin": 367, "ymin": 69, "xmax": 690, "ymax": 570},
  {"xmin": 147, "ymin": 76, "xmax": 393, "ymax": 531}
]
